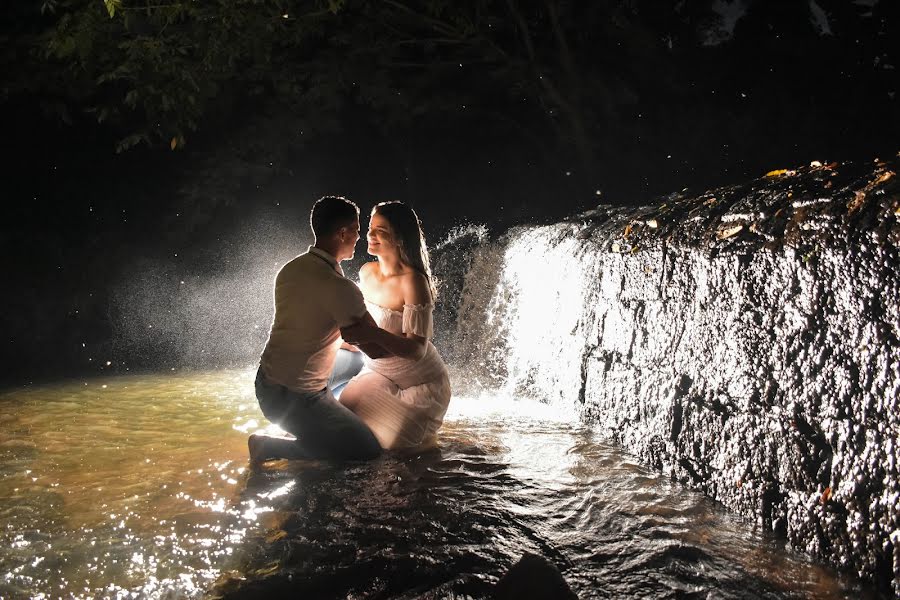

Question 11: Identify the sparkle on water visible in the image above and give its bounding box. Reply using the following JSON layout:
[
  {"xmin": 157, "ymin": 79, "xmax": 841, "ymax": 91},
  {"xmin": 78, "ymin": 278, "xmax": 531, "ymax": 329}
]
[{"xmin": 0, "ymin": 369, "xmax": 876, "ymax": 599}]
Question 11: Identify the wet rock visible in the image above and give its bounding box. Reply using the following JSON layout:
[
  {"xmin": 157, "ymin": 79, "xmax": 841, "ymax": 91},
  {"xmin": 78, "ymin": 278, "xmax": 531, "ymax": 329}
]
[
  {"xmin": 494, "ymin": 552, "xmax": 578, "ymax": 600},
  {"xmin": 443, "ymin": 154, "xmax": 900, "ymax": 595}
]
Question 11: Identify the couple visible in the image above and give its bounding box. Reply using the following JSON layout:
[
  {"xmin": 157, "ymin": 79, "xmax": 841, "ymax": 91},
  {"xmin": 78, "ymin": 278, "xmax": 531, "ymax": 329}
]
[{"xmin": 249, "ymin": 196, "xmax": 452, "ymax": 462}]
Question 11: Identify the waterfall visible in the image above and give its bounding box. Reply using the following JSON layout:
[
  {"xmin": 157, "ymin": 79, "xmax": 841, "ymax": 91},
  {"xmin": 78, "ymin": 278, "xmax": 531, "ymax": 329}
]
[
  {"xmin": 447, "ymin": 226, "xmax": 604, "ymax": 406},
  {"xmin": 439, "ymin": 155, "xmax": 900, "ymax": 594}
]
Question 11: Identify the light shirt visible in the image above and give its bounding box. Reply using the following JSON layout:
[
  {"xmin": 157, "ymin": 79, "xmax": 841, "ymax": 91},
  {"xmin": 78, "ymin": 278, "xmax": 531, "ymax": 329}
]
[{"xmin": 260, "ymin": 246, "xmax": 366, "ymax": 392}]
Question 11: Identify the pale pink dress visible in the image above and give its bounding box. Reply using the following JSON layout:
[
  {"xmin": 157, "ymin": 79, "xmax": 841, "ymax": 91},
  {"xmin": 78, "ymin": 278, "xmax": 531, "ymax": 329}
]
[{"xmin": 339, "ymin": 302, "xmax": 452, "ymax": 450}]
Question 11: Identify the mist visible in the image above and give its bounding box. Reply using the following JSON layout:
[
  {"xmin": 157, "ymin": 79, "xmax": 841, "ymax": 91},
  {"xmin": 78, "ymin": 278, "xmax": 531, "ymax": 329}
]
[{"xmin": 105, "ymin": 207, "xmax": 317, "ymax": 372}]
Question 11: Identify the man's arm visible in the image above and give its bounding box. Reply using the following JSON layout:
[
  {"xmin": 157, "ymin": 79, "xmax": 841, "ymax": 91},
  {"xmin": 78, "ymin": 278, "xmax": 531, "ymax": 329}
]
[
  {"xmin": 332, "ymin": 276, "xmax": 389, "ymax": 358},
  {"xmin": 341, "ymin": 311, "xmax": 390, "ymax": 359},
  {"xmin": 341, "ymin": 309, "xmax": 427, "ymax": 361}
]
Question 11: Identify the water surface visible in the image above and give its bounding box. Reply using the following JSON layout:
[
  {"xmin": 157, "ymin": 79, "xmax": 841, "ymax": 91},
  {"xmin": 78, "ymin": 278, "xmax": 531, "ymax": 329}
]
[{"xmin": 0, "ymin": 370, "xmax": 881, "ymax": 598}]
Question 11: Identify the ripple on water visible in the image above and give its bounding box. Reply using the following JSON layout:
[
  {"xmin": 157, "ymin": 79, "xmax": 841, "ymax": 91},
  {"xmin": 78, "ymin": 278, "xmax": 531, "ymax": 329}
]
[{"xmin": 0, "ymin": 372, "xmax": 885, "ymax": 599}]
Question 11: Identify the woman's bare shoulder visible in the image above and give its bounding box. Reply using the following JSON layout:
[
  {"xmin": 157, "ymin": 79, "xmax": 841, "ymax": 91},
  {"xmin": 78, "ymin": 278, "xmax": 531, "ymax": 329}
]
[
  {"xmin": 400, "ymin": 270, "xmax": 432, "ymax": 305},
  {"xmin": 359, "ymin": 261, "xmax": 378, "ymax": 279}
]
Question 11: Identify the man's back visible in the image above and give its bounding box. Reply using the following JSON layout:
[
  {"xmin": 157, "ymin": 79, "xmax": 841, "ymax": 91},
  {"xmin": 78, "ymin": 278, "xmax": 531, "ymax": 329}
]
[{"xmin": 260, "ymin": 249, "xmax": 365, "ymax": 393}]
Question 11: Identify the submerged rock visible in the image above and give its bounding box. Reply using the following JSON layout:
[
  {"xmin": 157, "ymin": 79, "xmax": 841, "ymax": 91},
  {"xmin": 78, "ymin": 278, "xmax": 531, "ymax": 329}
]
[
  {"xmin": 494, "ymin": 552, "xmax": 578, "ymax": 600},
  {"xmin": 445, "ymin": 154, "xmax": 900, "ymax": 594}
]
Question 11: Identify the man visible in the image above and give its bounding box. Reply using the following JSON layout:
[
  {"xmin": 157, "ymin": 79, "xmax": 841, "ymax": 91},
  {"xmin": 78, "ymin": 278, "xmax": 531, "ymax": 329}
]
[{"xmin": 250, "ymin": 196, "xmax": 383, "ymax": 462}]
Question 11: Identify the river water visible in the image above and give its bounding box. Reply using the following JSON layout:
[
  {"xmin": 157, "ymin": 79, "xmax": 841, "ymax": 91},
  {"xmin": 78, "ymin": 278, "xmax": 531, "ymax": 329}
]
[{"xmin": 0, "ymin": 369, "xmax": 881, "ymax": 599}]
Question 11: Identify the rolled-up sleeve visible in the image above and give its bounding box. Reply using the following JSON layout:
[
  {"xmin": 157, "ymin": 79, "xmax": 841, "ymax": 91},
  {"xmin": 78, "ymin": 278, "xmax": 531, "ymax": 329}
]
[{"xmin": 328, "ymin": 278, "xmax": 367, "ymax": 327}]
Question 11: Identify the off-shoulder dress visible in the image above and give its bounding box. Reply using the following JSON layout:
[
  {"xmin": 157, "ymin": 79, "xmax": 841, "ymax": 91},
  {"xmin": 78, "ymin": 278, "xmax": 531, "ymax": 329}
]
[{"xmin": 339, "ymin": 301, "xmax": 452, "ymax": 450}]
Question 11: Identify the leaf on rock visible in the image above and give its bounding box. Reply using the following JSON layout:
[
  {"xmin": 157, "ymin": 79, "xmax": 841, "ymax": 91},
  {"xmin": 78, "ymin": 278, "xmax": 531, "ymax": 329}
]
[
  {"xmin": 716, "ymin": 224, "xmax": 743, "ymax": 240},
  {"xmin": 820, "ymin": 487, "xmax": 831, "ymax": 504},
  {"xmin": 765, "ymin": 169, "xmax": 792, "ymax": 177},
  {"xmin": 170, "ymin": 137, "xmax": 178, "ymax": 150},
  {"xmin": 847, "ymin": 190, "xmax": 866, "ymax": 214},
  {"xmin": 252, "ymin": 562, "xmax": 281, "ymax": 577},
  {"xmin": 850, "ymin": 171, "xmax": 894, "ymax": 213},
  {"xmin": 873, "ymin": 171, "xmax": 895, "ymax": 185},
  {"xmin": 266, "ymin": 529, "xmax": 288, "ymax": 542}
]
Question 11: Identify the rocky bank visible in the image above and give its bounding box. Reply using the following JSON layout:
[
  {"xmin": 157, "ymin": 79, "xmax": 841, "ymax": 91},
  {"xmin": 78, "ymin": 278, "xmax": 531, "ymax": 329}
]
[{"xmin": 443, "ymin": 154, "xmax": 900, "ymax": 593}]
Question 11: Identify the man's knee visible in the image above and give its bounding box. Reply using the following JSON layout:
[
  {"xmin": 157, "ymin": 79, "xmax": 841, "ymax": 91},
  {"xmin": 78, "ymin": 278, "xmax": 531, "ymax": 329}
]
[
  {"xmin": 357, "ymin": 434, "xmax": 383, "ymax": 460},
  {"xmin": 338, "ymin": 422, "xmax": 382, "ymax": 460},
  {"xmin": 348, "ymin": 442, "xmax": 382, "ymax": 461}
]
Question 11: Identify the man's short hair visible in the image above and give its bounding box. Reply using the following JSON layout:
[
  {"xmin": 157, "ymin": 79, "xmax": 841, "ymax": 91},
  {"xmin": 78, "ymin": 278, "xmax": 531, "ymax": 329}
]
[{"xmin": 310, "ymin": 196, "xmax": 359, "ymax": 238}]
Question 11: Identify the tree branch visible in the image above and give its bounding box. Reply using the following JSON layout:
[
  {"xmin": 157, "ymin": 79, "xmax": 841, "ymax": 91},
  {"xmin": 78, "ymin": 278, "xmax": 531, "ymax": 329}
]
[{"xmin": 382, "ymin": 0, "xmax": 461, "ymax": 38}]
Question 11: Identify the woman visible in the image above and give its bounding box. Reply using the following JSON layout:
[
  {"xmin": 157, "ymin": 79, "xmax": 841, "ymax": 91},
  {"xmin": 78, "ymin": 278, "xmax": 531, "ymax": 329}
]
[{"xmin": 338, "ymin": 201, "xmax": 452, "ymax": 450}]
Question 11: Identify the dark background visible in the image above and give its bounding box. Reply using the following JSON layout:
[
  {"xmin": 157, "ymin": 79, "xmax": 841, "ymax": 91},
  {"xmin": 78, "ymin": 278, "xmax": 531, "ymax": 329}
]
[{"xmin": 1, "ymin": 0, "xmax": 896, "ymax": 386}]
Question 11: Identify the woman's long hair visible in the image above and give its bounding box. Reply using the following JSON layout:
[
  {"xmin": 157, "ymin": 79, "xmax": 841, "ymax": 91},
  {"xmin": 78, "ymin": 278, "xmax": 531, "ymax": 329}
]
[{"xmin": 372, "ymin": 201, "xmax": 437, "ymax": 301}]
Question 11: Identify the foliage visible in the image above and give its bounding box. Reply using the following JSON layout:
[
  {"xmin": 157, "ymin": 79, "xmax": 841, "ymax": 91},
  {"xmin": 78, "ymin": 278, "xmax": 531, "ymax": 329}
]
[
  {"xmin": 16, "ymin": 2, "xmax": 715, "ymax": 156},
  {"xmin": 5, "ymin": 0, "xmax": 897, "ymax": 193}
]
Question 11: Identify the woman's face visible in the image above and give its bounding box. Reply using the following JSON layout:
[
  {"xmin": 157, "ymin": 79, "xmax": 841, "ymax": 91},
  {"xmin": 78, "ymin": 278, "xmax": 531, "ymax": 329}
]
[{"xmin": 367, "ymin": 212, "xmax": 397, "ymax": 258}]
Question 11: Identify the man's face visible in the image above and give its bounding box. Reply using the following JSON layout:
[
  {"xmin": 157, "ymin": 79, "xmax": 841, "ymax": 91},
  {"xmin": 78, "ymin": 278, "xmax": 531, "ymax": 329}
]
[{"xmin": 338, "ymin": 216, "xmax": 361, "ymax": 261}]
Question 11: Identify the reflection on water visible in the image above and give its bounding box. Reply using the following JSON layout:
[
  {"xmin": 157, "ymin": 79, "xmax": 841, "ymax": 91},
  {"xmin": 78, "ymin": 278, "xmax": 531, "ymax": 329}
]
[
  {"xmin": 0, "ymin": 370, "xmax": 263, "ymax": 598},
  {"xmin": 0, "ymin": 371, "xmax": 881, "ymax": 599}
]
